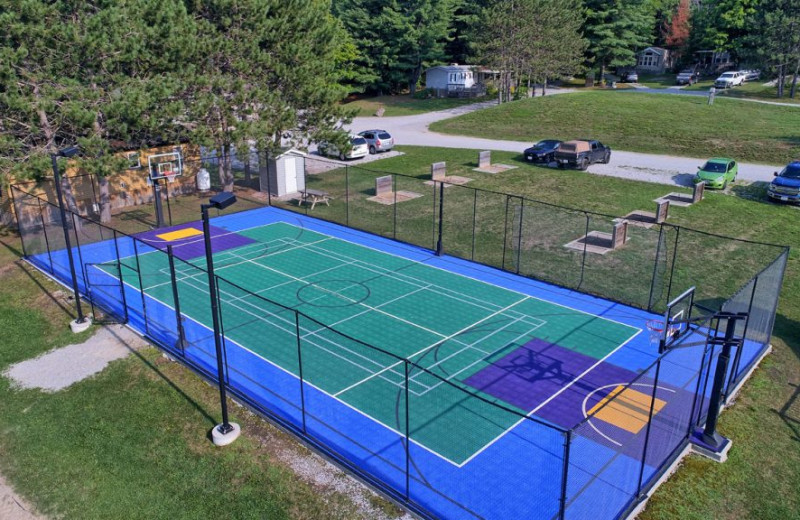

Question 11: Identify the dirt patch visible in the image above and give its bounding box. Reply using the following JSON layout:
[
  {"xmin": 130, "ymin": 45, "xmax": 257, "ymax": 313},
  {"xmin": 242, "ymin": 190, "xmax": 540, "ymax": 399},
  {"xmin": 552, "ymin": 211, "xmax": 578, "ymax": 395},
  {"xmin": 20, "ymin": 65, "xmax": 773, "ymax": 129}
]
[
  {"xmin": 3, "ymin": 325, "xmax": 148, "ymax": 392},
  {"xmin": 0, "ymin": 471, "xmax": 44, "ymax": 520}
]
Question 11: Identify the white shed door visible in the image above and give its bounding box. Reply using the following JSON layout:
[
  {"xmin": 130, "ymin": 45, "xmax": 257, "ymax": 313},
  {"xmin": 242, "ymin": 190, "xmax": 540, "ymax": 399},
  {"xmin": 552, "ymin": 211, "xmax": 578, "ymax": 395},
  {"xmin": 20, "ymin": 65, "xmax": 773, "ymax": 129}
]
[{"xmin": 284, "ymin": 157, "xmax": 298, "ymax": 193}]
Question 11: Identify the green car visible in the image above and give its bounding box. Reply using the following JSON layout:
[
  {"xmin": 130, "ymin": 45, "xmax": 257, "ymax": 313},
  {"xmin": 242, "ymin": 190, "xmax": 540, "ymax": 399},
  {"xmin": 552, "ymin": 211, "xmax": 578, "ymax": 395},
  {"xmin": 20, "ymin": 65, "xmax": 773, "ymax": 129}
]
[{"xmin": 694, "ymin": 157, "xmax": 738, "ymax": 189}]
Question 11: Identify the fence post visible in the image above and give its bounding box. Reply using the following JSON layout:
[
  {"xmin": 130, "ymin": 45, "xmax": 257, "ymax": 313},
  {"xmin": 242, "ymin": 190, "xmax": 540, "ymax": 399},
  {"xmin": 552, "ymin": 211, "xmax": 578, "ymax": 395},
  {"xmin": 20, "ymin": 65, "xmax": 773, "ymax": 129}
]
[
  {"xmin": 9, "ymin": 188, "xmax": 28, "ymax": 258},
  {"xmin": 345, "ymin": 162, "xmax": 350, "ymax": 228},
  {"xmin": 167, "ymin": 245, "xmax": 187, "ymax": 353},
  {"xmin": 112, "ymin": 230, "xmax": 129, "ymax": 323},
  {"xmin": 501, "ymin": 195, "xmax": 510, "ymax": 269},
  {"xmin": 295, "ymin": 312, "xmax": 307, "ymax": 434},
  {"xmin": 471, "ymin": 189, "xmax": 478, "ymax": 261},
  {"xmin": 725, "ymin": 277, "xmax": 757, "ymax": 400},
  {"xmin": 578, "ymin": 213, "xmax": 590, "ymax": 289},
  {"xmin": 687, "ymin": 341, "xmax": 711, "ymax": 436},
  {"xmin": 515, "ymin": 198, "xmax": 524, "ymax": 274},
  {"xmin": 37, "ymin": 198, "xmax": 54, "ymax": 272},
  {"xmin": 665, "ymin": 226, "xmax": 681, "ymax": 304},
  {"xmin": 393, "ymin": 174, "xmax": 398, "ymax": 241},
  {"xmin": 131, "ymin": 239, "xmax": 150, "ymax": 336},
  {"xmin": 404, "ymin": 360, "xmax": 410, "ymax": 501},
  {"xmin": 215, "ymin": 278, "xmax": 230, "ymax": 384},
  {"xmin": 431, "ymin": 181, "xmax": 437, "ymax": 250},
  {"xmin": 435, "ymin": 181, "xmax": 445, "ymax": 256},
  {"xmin": 647, "ymin": 225, "xmax": 666, "ymax": 311},
  {"xmin": 559, "ymin": 429, "xmax": 572, "ymax": 520},
  {"xmin": 637, "ymin": 358, "xmax": 662, "ymax": 496},
  {"xmin": 70, "ymin": 213, "xmax": 92, "ymax": 315}
]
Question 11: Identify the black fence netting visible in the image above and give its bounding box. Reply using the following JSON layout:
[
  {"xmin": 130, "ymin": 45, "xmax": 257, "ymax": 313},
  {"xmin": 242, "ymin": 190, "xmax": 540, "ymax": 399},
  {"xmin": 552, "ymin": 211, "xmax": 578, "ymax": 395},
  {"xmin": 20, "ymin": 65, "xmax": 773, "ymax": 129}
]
[{"xmin": 9, "ymin": 149, "xmax": 789, "ymax": 520}]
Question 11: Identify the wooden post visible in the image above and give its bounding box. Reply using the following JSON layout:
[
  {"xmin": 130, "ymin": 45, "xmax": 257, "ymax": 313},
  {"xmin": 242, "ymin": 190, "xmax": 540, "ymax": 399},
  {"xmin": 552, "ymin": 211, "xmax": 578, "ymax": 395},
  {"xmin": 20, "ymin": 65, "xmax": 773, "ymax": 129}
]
[
  {"xmin": 656, "ymin": 200, "xmax": 670, "ymax": 224},
  {"xmin": 431, "ymin": 162, "xmax": 447, "ymax": 181},
  {"xmin": 612, "ymin": 221, "xmax": 628, "ymax": 250},
  {"xmin": 692, "ymin": 182, "xmax": 705, "ymax": 204}
]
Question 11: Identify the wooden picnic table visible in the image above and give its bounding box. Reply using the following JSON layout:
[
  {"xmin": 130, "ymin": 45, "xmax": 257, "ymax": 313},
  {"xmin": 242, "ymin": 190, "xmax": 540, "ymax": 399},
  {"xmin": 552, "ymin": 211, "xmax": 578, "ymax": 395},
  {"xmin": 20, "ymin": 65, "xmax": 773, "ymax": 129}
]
[{"xmin": 299, "ymin": 188, "xmax": 331, "ymax": 210}]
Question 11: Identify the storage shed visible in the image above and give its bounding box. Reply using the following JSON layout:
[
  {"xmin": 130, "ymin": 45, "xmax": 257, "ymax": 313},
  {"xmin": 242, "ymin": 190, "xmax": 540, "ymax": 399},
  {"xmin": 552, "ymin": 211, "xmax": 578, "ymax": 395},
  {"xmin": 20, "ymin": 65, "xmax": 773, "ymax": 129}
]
[{"xmin": 262, "ymin": 149, "xmax": 306, "ymax": 197}]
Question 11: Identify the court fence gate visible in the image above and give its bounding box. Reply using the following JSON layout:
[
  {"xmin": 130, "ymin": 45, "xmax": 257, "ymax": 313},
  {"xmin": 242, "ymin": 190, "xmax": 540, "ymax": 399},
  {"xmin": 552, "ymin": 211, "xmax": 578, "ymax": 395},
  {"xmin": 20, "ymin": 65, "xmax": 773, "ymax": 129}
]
[{"xmin": 8, "ymin": 154, "xmax": 788, "ymax": 520}]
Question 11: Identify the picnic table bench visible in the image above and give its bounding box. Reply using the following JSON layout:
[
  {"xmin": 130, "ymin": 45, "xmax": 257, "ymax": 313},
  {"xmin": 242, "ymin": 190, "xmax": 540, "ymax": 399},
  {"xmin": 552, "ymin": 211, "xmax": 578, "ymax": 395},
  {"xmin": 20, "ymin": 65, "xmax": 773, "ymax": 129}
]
[{"xmin": 299, "ymin": 188, "xmax": 331, "ymax": 210}]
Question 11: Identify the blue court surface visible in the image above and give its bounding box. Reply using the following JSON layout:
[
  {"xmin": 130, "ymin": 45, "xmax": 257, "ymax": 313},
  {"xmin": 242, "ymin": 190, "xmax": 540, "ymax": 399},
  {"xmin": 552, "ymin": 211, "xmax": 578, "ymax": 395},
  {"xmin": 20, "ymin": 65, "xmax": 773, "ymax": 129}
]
[{"xmin": 31, "ymin": 206, "xmax": 769, "ymax": 520}]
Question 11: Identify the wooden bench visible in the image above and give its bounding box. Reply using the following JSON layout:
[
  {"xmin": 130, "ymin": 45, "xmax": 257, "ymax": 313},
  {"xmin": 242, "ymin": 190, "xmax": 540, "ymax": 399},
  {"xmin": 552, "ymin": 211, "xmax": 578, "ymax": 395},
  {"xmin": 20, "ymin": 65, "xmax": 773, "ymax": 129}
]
[{"xmin": 299, "ymin": 189, "xmax": 331, "ymax": 210}]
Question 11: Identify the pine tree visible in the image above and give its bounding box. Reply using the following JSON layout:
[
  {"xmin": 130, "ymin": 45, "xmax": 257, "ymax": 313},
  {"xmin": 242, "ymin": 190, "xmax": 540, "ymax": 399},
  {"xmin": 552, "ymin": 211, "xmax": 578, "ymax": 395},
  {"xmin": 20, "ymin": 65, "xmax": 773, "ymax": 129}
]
[{"xmin": 584, "ymin": 0, "xmax": 657, "ymax": 80}]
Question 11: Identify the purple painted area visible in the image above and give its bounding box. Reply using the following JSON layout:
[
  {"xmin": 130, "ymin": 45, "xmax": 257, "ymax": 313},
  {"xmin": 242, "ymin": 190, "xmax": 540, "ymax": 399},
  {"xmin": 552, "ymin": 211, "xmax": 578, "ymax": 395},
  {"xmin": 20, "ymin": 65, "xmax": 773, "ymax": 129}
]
[
  {"xmin": 465, "ymin": 339, "xmax": 701, "ymax": 461},
  {"xmin": 135, "ymin": 221, "xmax": 255, "ymax": 261}
]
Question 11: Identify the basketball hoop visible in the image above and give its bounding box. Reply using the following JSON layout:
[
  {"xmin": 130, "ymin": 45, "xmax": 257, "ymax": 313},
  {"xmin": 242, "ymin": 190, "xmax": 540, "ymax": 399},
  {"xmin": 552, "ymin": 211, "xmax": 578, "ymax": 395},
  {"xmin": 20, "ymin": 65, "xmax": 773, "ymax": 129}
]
[{"xmin": 646, "ymin": 319, "xmax": 665, "ymax": 348}]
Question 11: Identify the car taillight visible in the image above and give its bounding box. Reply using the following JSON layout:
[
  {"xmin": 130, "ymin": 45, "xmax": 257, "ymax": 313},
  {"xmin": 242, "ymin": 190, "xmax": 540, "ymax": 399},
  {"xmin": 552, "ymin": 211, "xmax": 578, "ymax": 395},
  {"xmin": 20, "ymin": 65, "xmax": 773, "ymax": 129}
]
[{"xmin": 376, "ymin": 140, "xmax": 381, "ymax": 146}]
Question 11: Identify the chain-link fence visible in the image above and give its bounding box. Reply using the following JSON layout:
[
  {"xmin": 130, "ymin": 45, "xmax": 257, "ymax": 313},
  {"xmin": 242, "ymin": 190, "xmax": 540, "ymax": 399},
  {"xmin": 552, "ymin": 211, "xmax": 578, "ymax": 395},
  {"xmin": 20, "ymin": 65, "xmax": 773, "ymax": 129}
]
[{"xmin": 9, "ymin": 151, "xmax": 789, "ymax": 520}]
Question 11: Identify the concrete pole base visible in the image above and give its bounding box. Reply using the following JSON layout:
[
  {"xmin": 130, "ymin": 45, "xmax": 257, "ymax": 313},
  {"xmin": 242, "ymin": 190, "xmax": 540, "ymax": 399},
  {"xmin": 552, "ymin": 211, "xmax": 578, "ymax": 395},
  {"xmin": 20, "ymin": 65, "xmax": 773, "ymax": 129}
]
[
  {"xmin": 211, "ymin": 423, "xmax": 241, "ymax": 447},
  {"xmin": 69, "ymin": 317, "xmax": 92, "ymax": 333}
]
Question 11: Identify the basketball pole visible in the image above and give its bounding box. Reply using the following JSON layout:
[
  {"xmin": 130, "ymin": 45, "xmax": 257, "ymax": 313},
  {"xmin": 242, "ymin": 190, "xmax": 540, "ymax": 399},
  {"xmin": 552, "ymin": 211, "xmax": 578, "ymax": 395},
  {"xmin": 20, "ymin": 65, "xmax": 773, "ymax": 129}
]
[{"xmin": 153, "ymin": 178, "xmax": 165, "ymax": 228}]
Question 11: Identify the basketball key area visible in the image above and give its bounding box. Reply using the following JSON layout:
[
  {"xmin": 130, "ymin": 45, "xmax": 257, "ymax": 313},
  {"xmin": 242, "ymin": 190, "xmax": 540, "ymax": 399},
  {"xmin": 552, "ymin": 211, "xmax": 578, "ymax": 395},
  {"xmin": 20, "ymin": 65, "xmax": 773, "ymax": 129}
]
[{"xmin": 95, "ymin": 213, "xmax": 689, "ymax": 457}]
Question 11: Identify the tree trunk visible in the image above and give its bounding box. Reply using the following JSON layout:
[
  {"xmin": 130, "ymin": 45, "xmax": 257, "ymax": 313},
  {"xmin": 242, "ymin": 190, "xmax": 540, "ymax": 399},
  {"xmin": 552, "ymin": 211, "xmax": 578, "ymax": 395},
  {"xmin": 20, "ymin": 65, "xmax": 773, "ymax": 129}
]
[
  {"xmin": 790, "ymin": 59, "xmax": 800, "ymax": 99},
  {"xmin": 220, "ymin": 144, "xmax": 234, "ymax": 192},
  {"xmin": 777, "ymin": 64, "xmax": 785, "ymax": 98},
  {"xmin": 542, "ymin": 78, "xmax": 547, "ymax": 96},
  {"xmin": 98, "ymin": 175, "xmax": 111, "ymax": 223},
  {"xmin": 408, "ymin": 64, "xmax": 422, "ymax": 96}
]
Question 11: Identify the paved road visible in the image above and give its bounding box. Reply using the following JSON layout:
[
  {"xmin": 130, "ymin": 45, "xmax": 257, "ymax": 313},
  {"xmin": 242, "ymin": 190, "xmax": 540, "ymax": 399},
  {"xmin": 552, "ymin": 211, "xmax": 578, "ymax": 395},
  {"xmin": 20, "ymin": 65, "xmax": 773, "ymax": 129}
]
[{"xmin": 346, "ymin": 93, "xmax": 783, "ymax": 187}]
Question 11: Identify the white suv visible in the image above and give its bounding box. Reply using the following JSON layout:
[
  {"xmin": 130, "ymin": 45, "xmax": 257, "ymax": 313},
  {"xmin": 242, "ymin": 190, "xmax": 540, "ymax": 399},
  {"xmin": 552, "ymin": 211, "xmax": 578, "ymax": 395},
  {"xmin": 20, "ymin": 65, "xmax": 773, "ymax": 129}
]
[{"xmin": 714, "ymin": 71, "xmax": 744, "ymax": 89}]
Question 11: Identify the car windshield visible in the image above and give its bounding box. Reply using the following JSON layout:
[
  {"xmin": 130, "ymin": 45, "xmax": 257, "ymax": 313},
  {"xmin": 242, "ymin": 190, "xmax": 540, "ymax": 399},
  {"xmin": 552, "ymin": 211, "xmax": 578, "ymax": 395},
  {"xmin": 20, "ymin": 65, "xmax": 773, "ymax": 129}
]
[
  {"xmin": 702, "ymin": 162, "xmax": 727, "ymax": 173},
  {"xmin": 534, "ymin": 140, "xmax": 559, "ymax": 149},
  {"xmin": 378, "ymin": 132, "xmax": 391, "ymax": 139},
  {"xmin": 779, "ymin": 164, "xmax": 800, "ymax": 179},
  {"xmin": 351, "ymin": 137, "xmax": 367, "ymax": 145},
  {"xmin": 679, "ymin": 70, "xmax": 693, "ymax": 74},
  {"xmin": 720, "ymin": 73, "xmax": 735, "ymax": 78}
]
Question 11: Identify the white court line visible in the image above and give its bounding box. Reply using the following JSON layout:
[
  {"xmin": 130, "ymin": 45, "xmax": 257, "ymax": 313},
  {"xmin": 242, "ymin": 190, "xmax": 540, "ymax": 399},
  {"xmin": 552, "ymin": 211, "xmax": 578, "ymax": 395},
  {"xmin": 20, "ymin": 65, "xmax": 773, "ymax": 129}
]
[
  {"xmin": 333, "ymin": 296, "xmax": 531, "ymax": 398},
  {"xmin": 457, "ymin": 327, "xmax": 643, "ymax": 467},
  {"xmin": 409, "ymin": 319, "xmax": 546, "ymax": 397},
  {"xmin": 177, "ymin": 274, "xmax": 416, "ymax": 393}
]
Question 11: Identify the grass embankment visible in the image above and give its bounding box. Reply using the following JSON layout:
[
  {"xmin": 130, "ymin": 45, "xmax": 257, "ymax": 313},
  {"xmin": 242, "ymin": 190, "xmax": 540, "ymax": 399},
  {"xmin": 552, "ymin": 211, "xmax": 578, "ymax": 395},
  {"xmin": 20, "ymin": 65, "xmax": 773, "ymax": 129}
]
[
  {"xmin": 343, "ymin": 94, "xmax": 493, "ymax": 117},
  {"xmin": 0, "ymin": 226, "xmax": 398, "ymax": 518},
  {"xmin": 430, "ymin": 91, "xmax": 800, "ymax": 164},
  {"xmin": 3, "ymin": 144, "xmax": 799, "ymax": 519}
]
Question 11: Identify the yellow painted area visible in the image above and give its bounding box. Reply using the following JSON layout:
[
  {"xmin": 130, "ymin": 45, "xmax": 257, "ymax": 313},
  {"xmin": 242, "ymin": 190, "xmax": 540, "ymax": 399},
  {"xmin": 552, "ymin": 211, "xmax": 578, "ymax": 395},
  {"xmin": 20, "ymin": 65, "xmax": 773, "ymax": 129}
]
[
  {"xmin": 157, "ymin": 228, "xmax": 203, "ymax": 242},
  {"xmin": 588, "ymin": 385, "xmax": 666, "ymax": 434}
]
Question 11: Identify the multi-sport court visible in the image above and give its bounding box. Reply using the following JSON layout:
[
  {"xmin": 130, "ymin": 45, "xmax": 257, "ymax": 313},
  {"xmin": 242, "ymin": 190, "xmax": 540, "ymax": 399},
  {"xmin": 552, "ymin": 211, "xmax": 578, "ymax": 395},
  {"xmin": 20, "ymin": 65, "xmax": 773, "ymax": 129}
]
[{"xmin": 32, "ymin": 206, "xmax": 774, "ymax": 520}]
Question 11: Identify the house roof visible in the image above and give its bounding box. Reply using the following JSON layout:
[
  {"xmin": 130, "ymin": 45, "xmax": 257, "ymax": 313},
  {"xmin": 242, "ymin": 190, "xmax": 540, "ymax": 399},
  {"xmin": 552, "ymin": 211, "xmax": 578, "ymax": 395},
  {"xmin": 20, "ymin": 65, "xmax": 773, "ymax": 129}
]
[
  {"xmin": 639, "ymin": 47, "xmax": 668, "ymax": 55},
  {"xmin": 425, "ymin": 64, "xmax": 474, "ymax": 74}
]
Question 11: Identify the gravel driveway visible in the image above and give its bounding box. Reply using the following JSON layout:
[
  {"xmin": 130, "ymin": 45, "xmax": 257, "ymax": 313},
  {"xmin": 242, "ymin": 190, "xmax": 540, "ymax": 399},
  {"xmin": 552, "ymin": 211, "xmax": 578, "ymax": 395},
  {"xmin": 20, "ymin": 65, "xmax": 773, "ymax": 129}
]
[{"xmin": 346, "ymin": 91, "xmax": 784, "ymax": 187}]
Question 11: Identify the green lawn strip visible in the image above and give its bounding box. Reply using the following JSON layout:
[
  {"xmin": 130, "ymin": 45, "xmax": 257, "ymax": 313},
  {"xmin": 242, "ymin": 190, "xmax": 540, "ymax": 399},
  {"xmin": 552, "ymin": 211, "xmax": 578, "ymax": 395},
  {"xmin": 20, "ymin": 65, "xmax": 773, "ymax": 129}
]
[
  {"xmin": 0, "ymin": 235, "xmax": 382, "ymax": 520},
  {"xmin": 342, "ymin": 95, "xmax": 494, "ymax": 117},
  {"xmin": 428, "ymin": 91, "xmax": 800, "ymax": 165}
]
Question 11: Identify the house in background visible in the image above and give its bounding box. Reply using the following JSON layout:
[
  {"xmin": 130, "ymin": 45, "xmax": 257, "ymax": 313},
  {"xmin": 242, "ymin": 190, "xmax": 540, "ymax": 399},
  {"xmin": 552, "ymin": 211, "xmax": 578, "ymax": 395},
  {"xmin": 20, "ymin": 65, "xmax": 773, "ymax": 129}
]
[
  {"xmin": 424, "ymin": 64, "xmax": 487, "ymax": 98},
  {"xmin": 636, "ymin": 47, "xmax": 676, "ymax": 73}
]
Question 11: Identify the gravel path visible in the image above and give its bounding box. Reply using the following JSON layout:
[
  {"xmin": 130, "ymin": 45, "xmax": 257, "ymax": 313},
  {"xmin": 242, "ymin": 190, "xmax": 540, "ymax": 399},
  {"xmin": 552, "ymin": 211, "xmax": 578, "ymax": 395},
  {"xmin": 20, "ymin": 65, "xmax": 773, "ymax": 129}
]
[{"xmin": 347, "ymin": 90, "xmax": 783, "ymax": 187}]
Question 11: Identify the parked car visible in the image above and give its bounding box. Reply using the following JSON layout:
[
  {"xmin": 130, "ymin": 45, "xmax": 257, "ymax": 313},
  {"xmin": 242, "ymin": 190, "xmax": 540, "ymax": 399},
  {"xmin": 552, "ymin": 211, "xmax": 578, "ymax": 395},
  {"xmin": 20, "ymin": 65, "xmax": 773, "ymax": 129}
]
[
  {"xmin": 676, "ymin": 68, "xmax": 700, "ymax": 85},
  {"xmin": 767, "ymin": 161, "xmax": 800, "ymax": 203},
  {"xmin": 694, "ymin": 158, "xmax": 738, "ymax": 189},
  {"xmin": 523, "ymin": 140, "xmax": 562, "ymax": 163},
  {"xmin": 714, "ymin": 71, "xmax": 744, "ymax": 88},
  {"xmin": 357, "ymin": 129, "xmax": 395, "ymax": 154},
  {"xmin": 554, "ymin": 140, "xmax": 611, "ymax": 170},
  {"xmin": 745, "ymin": 69, "xmax": 761, "ymax": 81},
  {"xmin": 318, "ymin": 135, "xmax": 369, "ymax": 160},
  {"xmin": 621, "ymin": 70, "xmax": 639, "ymax": 83}
]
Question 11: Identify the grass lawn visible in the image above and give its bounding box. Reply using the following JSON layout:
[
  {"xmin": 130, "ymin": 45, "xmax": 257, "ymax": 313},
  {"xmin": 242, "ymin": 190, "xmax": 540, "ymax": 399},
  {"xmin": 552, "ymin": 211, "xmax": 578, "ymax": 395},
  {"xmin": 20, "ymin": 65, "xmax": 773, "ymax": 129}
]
[
  {"xmin": 342, "ymin": 94, "xmax": 493, "ymax": 117},
  {"xmin": 2, "ymin": 145, "xmax": 799, "ymax": 519},
  {"xmin": 430, "ymin": 91, "xmax": 800, "ymax": 165}
]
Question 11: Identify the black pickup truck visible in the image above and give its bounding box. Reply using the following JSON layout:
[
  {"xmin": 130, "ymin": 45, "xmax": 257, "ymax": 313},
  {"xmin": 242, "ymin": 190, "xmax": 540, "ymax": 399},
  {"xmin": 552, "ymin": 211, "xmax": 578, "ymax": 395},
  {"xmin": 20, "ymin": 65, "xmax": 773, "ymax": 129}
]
[{"xmin": 554, "ymin": 140, "xmax": 611, "ymax": 170}]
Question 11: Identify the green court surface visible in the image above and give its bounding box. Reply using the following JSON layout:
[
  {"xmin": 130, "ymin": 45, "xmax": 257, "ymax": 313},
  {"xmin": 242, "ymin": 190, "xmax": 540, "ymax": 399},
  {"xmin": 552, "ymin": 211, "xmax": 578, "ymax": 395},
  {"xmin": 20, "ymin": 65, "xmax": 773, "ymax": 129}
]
[{"xmin": 107, "ymin": 222, "xmax": 638, "ymax": 464}]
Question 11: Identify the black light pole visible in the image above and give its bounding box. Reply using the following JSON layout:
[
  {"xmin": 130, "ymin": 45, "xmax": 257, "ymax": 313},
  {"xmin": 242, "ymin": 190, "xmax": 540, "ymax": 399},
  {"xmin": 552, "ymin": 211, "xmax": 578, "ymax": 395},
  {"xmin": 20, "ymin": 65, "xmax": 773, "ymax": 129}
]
[
  {"xmin": 201, "ymin": 192, "xmax": 241, "ymax": 446},
  {"xmin": 51, "ymin": 146, "xmax": 92, "ymax": 333}
]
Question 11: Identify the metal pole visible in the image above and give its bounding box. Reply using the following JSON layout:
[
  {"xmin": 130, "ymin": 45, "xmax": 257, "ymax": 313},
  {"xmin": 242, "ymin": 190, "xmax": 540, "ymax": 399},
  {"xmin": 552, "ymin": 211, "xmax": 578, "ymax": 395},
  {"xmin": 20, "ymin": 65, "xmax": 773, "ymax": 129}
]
[
  {"xmin": 435, "ymin": 181, "xmax": 445, "ymax": 256},
  {"xmin": 202, "ymin": 204, "xmax": 234, "ymax": 435},
  {"xmin": 700, "ymin": 313, "xmax": 745, "ymax": 449},
  {"xmin": 153, "ymin": 179, "xmax": 165, "ymax": 228},
  {"xmin": 647, "ymin": 225, "xmax": 666, "ymax": 311},
  {"xmin": 637, "ymin": 359, "xmax": 662, "ymax": 495},
  {"xmin": 295, "ymin": 313, "xmax": 307, "ymax": 434},
  {"xmin": 558, "ymin": 429, "xmax": 572, "ymax": 520},
  {"xmin": 51, "ymin": 154, "xmax": 89, "ymax": 328},
  {"xmin": 404, "ymin": 361, "xmax": 410, "ymax": 501},
  {"xmin": 167, "ymin": 245, "xmax": 187, "ymax": 352}
]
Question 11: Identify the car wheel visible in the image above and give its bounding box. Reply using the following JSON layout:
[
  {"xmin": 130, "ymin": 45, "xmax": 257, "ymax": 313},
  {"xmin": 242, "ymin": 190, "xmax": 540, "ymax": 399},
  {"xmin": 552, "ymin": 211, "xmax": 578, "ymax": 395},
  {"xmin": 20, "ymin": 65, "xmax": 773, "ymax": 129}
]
[
  {"xmin": 579, "ymin": 158, "xmax": 589, "ymax": 171},
  {"xmin": 602, "ymin": 152, "xmax": 611, "ymax": 164},
  {"xmin": 557, "ymin": 162, "xmax": 565, "ymax": 169},
  {"xmin": 369, "ymin": 145, "xmax": 376, "ymax": 155}
]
